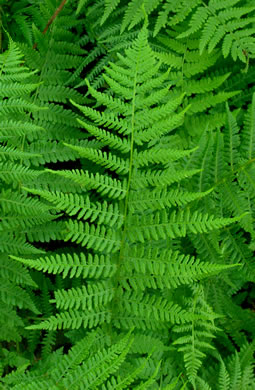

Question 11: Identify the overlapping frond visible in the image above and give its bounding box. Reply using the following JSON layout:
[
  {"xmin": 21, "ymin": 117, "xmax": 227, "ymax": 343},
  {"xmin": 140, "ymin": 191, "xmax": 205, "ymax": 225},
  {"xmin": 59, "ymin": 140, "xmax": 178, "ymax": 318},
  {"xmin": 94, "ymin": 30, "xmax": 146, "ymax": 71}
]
[
  {"xmin": 0, "ymin": 35, "xmax": 52, "ymax": 346},
  {"xmin": 1, "ymin": 330, "xmax": 150, "ymax": 390}
]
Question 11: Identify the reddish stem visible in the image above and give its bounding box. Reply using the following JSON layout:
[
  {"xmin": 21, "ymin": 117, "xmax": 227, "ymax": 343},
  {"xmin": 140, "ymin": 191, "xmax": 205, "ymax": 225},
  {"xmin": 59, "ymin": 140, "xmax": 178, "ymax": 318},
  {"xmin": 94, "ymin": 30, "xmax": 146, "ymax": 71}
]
[{"xmin": 33, "ymin": 0, "xmax": 67, "ymax": 49}]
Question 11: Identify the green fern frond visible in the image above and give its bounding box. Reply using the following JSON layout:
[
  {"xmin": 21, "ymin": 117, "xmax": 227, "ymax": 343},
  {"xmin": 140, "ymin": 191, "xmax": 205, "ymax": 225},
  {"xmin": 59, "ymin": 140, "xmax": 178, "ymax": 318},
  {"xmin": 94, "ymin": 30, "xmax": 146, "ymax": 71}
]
[
  {"xmin": 220, "ymin": 227, "xmax": 255, "ymax": 282},
  {"xmin": 127, "ymin": 209, "xmax": 245, "ymax": 242},
  {"xmin": 0, "ymin": 304, "xmax": 24, "ymax": 342},
  {"xmin": 173, "ymin": 285, "xmax": 222, "ymax": 386},
  {"xmin": 132, "ymin": 361, "xmax": 161, "ymax": 389},
  {"xmin": 10, "ymin": 252, "xmax": 117, "ymax": 279},
  {"xmin": 50, "ymin": 281, "xmax": 114, "ymax": 311},
  {"xmin": 64, "ymin": 219, "xmax": 121, "ymax": 253},
  {"xmin": 0, "ymin": 145, "xmax": 41, "ymax": 161},
  {"xmin": 23, "ymin": 221, "xmax": 66, "ymax": 243},
  {"xmin": 101, "ymin": 356, "xmax": 152, "ymax": 389},
  {"xmin": 0, "ymin": 278, "xmax": 39, "ymax": 314},
  {"xmin": 76, "ymin": 118, "xmax": 130, "ymax": 153},
  {"xmin": 176, "ymin": 0, "xmax": 255, "ymax": 63},
  {"xmin": 1, "ymin": 330, "xmax": 138, "ymax": 390},
  {"xmin": 27, "ymin": 308, "xmax": 111, "ymax": 330},
  {"xmin": 36, "ymin": 84, "xmax": 87, "ymax": 104},
  {"xmin": 0, "ymin": 120, "xmax": 45, "ymax": 141},
  {"xmin": 101, "ymin": 0, "xmax": 122, "ymax": 25},
  {"xmin": 218, "ymin": 359, "xmax": 230, "ymax": 390},
  {"xmin": 131, "ymin": 168, "xmax": 203, "ymax": 189},
  {"xmin": 225, "ymin": 102, "xmax": 240, "ymax": 171},
  {"xmin": 136, "ymin": 147, "xmax": 197, "ymax": 168},
  {"xmin": 63, "ymin": 142, "xmax": 129, "ymax": 175},
  {"xmin": 153, "ymin": 0, "xmax": 177, "ymax": 37},
  {"xmin": 22, "ymin": 186, "xmax": 124, "ymax": 228},
  {"xmin": 0, "ymin": 234, "xmax": 45, "ymax": 255},
  {"xmin": 0, "ymin": 162, "xmax": 42, "ymax": 186},
  {"xmin": 182, "ymin": 73, "xmax": 231, "ymax": 96},
  {"xmin": 128, "ymin": 187, "xmax": 213, "ymax": 212},
  {"xmin": 0, "ymin": 189, "xmax": 51, "ymax": 217},
  {"xmin": 121, "ymin": 244, "xmax": 239, "ymax": 289},
  {"xmin": 45, "ymin": 168, "xmax": 127, "ymax": 199},
  {"xmin": 188, "ymin": 91, "xmax": 240, "ymax": 114},
  {"xmin": 240, "ymin": 92, "xmax": 255, "ymax": 159},
  {"xmin": 76, "ymin": 0, "xmax": 91, "ymax": 15},
  {"xmin": 0, "ymin": 254, "xmax": 37, "ymax": 288},
  {"xmin": 61, "ymin": 331, "xmax": 133, "ymax": 389},
  {"xmin": 114, "ymin": 290, "xmax": 191, "ymax": 330},
  {"xmin": 120, "ymin": 0, "xmax": 146, "ymax": 34}
]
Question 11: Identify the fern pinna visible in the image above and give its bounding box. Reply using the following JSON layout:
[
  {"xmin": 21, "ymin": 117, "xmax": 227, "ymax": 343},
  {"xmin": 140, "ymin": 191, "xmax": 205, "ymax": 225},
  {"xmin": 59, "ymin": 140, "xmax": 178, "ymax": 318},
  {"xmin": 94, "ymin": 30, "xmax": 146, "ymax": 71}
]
[{"xmin": 7, "ymin": 21, "xmax": 250, "ymax": 388}]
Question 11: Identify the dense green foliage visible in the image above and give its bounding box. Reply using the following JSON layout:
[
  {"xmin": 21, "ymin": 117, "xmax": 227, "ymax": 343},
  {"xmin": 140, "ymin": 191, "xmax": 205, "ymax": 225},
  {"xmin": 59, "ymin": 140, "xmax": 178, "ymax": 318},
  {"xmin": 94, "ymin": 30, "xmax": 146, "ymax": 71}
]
[{"xmin": 0, "ymin": 0, "xmax": 254, "ymax": 388}]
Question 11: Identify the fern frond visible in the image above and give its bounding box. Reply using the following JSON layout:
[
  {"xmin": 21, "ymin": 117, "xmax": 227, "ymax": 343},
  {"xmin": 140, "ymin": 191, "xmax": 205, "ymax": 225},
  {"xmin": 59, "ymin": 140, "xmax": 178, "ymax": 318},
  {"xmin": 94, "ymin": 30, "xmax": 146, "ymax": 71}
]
[
  {"xmin": 173, "ymin": 285, "xmax": 221, "ymax": 385},
  {"xmin": 176, "ymin": 0, "xmax": 255, "ymax": 62},
  {"xmin": 0, "ymin": 145, "xmax": 41, "ymax": 161},
  {"xmin": 101, "ymin": 0, "xmax": 122, "ymax": 25},
  {"xmin": 76, "ymin": 0, "xmax": 91, "ymax": 15},
  {"xmin": 76, "ymin": 118, "xmax": 130, "ymax": 153},
  {"xmin": 63, "ymin": 143, "xmax": 129, "ymax": 175},
  {"xmin": 121, "ymin": 244, "xmax": 238, "ymax": 290},
  {"xmin": 0, "ymin": 120, "xmax": 45, "ymax": 141},
  {"xmin": 64, "ymin": 219, "xmax": 121, "ymax": 253},
  {"xmin": 153, "ymin": 0, "xmax": 177, "ymax": 36},
  {"xmin": 29, "ymin": 24, "xmax": 246, "ymax": 350},
  {"xmin": 0, "ymin": 233, "xmax": 45, "ymax": 255},
  {"xmin": 0, "ymin": 254, "xmax": 36, "ymax": 288},
  {"xmin": 0, "ymin": 278, "xmax": 39, "ymax": 314},
  {"xmin": 183, "ymin": 73, "xmax": 231, "ymax": 95},
  {"xmin": 0, "ymin": 189, "xmax": 51, "ymax": 218},
  {"xmin": 50, "ymin": 281, "xmax": 114, "ymax": 311},
  {"xmin": 61, "ymin": 331, "xmax": 133, "ymax": 389},
  {"xmin": 0, "ymin": 162, "xmax": 42, "ymax": 186},
  {"xmin": 218, "ymin": 359, "xmax": 230, "ymax": 390},
  {"xmin": 114, "ymin": 290, "xmax": 191, "ymax": 331},
  {"xmin": 240, "ymin": 92, "xmax": 255, "ymax": 159},
  {"xmin": 1, "ymin": 331, "xmax": 137, "ymax": 390},
  {"xmin": 27, "ymin": 308, "xmax": 111, "ymax": 330},
  {"xmin": 129, "ymin": 187, "xmax": 213, "ymax": 212},
  {"xmin": 127, "ymin": 209, "xmax": 244, "ymax": 242},
  {"xmin": 10, "ymin": 252, "xmax": 117, "ymax": 279},
  {"xmin": 45, "ymin": 168, "xmax": 127, "ymax": 200},
  {"xmin": 136, "ymin": 147, "xmax": 197, "ymax": 168},
  {"xmin": 225, "ymin": 102, "xmax": 240, "ymax": 171},
  {"xmin": 22, "ymin": 186, "xmax": 124, "ymax": 228},
  {"xmin": 0, "ymin": 304, "xmax": 24, "ymax": 342},
  {"xmin": 131, "ymin": 168, "xmax": 203, "ymax": 189},
  {"xmin": 188, "ymin": 91, "xmax": 240, "ymax": 114},
  {"xmin": 24, "ymin": 221, "xmax": 66, "ymax": 243}
]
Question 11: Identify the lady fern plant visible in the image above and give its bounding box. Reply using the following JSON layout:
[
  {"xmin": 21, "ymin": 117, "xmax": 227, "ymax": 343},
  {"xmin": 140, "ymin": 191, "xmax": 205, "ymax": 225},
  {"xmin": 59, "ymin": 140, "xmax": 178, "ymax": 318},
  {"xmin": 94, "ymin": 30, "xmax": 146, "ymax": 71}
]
[{"xmin": 8, "ymin": 21, "xmax": 248, "ymax": 388}]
